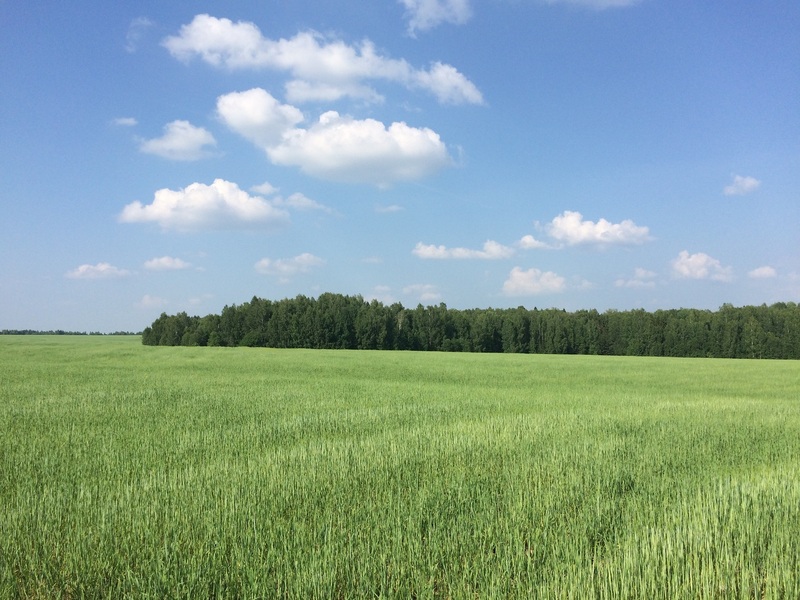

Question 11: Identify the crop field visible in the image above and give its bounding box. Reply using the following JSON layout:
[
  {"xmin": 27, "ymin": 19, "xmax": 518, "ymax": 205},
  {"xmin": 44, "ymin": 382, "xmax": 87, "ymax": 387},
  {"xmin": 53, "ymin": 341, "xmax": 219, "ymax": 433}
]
[{"xmin": 1, "ymin": 336, "xmax": 799, "ymax": 598}]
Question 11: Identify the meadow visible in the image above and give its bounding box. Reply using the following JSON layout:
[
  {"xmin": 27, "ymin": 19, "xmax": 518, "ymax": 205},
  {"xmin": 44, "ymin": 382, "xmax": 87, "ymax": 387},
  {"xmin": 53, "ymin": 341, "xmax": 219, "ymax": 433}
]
[{"xmin": 1, "ymin": 335, "xmax": 798, "ymax": 598}]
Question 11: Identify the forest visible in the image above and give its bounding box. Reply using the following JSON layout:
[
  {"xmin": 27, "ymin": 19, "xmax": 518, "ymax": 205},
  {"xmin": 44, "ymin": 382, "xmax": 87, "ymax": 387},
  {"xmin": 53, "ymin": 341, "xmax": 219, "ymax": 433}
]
[{"xmin": 141, "ymin": 294, "xmax": 800, "ymax": 359}]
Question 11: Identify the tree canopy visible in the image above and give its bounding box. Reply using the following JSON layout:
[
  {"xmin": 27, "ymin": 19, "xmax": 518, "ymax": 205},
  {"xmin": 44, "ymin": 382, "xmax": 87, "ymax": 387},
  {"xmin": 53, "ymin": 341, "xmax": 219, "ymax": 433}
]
[{"xmin": 141, "ymin": 295, "xmax": 800, "ymax": 359}]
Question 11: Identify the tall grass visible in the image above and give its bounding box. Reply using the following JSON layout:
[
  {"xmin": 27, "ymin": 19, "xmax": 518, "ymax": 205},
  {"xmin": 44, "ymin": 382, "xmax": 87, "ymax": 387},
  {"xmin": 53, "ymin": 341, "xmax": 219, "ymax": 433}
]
[{"xmin": 1, "ymin": 336, "xmax": 798, "ymax": 598}]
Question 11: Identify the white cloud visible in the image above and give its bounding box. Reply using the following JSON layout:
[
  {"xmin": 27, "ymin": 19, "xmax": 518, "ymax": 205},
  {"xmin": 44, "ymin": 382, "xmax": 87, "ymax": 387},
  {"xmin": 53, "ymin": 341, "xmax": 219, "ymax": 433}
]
[
  {"xmin": 163, "ymin": 14, "xmax": 269, "ymax": 68},
  {"xmin": 143, "ymin": 256, "xmax": 192, "ymax": 271},
  {"xmin": 748, "ymin": 266, "xmax": 777, "ymax": 279},
  {"xmin": 125, "ymin": 17, "xmax": 154, "ymax": 53},
  {"xmin": 249, "ymin": 182, "xmax": 330, "ymax": 212},
  {"xmin": 615, "ymin": 267, "xmax": 657, "ymax": 288},
  {"xmin": 218, "ymin": 89, "xmax": 452, "ymax": 186},
  {"xmin": 164, "ymin": 15, "xmax": 483, "ymax": 105},
  {"xmin": 284, "ymin": 79, "xmax": 384, "ymax": 105},
  {"xmin": 400, "ymin": 0, "xmax": 472, "ymax": 34},
  {"xmin": 119, "ymin": 179, "xmax": 290, "ymax": 232},
  {"xmin": 671, "ymin": 251, "xmax": 733, "ymax": 282},
  {"xmin": 113, "ymin": 117, "xmax": 138, "ymax": 127},
  {"xmin": 547, "ymin": 210, "xmax": 651, "ymax": 246},
  {"xmin": 412, "ymin": 212, "xmax": 649, "ymax": 267},
  {"xmin": 139, "ymin": 120, "xmax": 216, "ymax": 161},
  {"xmin": 217, "ymin": 88, "xmax": 304, "ymax": 147},
  {"xmin": 403, "ymin": 283, "xmax": 441, "ymax": 303},
  {"xmin": 66, "ymin": 263, "xmax": 130, "ymax": 280},
  {"xmin": 502, "ymin": 267, "xmax": 566, "ymax": 296},
  {"xmin": 278, "ymin": 192, "xmax": 332, "ymax": 213},
  {"xmin": 270, "ymin": 110, "xmax": 453, "ymax": 186},
  {"xmin": 250, "ymin": 181, "xmax": 279, "ymax": 196},
  {"xmin": 412, "ymin": 62, "xmax": 483, "ymax": 105},
  {"xmin": 518, "ymin": 234, "xmax": 550, "ymax": 250},
  {"xmin": 413, "ymin": 240, "xmax": 514, "ymax": 259},
  {"xmin": 254, "ymin": 253, "xmax": 325, "ymax": 281},
  {"xmin": 724, "ymin": 174, "xmax": 761, "ymax": 196}
]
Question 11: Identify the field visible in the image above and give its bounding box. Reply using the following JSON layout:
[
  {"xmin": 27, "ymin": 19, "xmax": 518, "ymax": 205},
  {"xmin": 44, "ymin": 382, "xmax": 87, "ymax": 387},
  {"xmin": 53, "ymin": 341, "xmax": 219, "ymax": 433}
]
[{"xmin": 1, "ymin": 336, "xmax": 799, "ymax": 598}]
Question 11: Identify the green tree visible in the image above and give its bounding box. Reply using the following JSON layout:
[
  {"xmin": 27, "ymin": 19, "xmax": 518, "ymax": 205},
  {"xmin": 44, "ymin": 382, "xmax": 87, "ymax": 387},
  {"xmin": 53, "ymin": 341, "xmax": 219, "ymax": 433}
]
[{"xmin": 501, "ymin": 307, "xmax": 530, "ymax": 353}]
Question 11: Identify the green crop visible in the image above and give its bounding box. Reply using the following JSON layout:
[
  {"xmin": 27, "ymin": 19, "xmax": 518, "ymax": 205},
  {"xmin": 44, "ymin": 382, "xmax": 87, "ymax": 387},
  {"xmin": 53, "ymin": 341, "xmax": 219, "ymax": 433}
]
[{"xmin": 1, "ymin": 336, "xmax": 798, "ymax": 598}]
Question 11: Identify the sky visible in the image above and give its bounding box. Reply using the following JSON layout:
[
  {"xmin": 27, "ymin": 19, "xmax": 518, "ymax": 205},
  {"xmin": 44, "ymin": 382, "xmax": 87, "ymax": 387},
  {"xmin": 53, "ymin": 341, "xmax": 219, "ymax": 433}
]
[{"xmin": 1, "ymin": 0, "xmax": 798, "ymax": 332}]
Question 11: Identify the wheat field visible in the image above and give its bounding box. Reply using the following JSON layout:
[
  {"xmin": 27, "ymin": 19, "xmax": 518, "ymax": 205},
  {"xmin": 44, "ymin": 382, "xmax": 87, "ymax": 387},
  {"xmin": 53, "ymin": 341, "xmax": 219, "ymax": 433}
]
[{"xmin": 1, "ymin": 336, "xmax": 798, "ymax": 598}]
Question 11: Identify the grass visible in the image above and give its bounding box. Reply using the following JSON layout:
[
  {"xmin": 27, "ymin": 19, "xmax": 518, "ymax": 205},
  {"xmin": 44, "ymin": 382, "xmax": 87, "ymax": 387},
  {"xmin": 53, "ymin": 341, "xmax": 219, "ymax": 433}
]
[{"xmin": 1, "ymin": 335, "xmax": 798, "ymax": 598}]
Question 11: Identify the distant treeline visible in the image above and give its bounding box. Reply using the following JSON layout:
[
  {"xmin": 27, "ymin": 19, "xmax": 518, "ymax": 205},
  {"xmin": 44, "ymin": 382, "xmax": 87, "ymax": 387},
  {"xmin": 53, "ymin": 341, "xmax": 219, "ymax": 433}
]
[
  {"xmin": 142, "ymin": 294, "xmax": 800, "ymax": 359},
  {"xmin": 1, "ymin": 330, "xmax": 138, "ymax": 336}
]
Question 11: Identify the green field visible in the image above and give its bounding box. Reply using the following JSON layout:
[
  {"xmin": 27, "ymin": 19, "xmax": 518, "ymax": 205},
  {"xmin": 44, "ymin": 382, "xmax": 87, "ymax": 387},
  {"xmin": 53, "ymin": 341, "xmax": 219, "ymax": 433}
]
[{"xmin": 1, "ymin": 336, "xmax": 799, "ymax": 598}]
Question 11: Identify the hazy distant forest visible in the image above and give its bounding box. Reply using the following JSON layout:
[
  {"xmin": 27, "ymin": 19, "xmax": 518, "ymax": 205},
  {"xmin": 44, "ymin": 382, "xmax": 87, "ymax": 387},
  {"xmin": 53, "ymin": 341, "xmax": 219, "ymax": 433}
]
[{"xmin": 141, "ymin": 294, "xmax": 800, "ymax": 359}]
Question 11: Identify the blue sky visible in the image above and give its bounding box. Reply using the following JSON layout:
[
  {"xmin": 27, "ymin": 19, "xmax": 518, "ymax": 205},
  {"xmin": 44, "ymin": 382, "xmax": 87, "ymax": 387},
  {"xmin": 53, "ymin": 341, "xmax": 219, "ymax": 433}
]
[{"xmin": 1, "ymin": 0, "xmax": 798, "ymax": 332}]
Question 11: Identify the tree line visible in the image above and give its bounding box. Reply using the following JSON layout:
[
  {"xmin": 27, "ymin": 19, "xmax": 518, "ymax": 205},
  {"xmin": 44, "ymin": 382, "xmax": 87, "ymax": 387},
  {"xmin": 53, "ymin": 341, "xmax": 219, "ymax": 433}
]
[
  {"xmin": 141, "ymin": 294, "xmax": 800, "ymax": 359},
  {"xmin": 1, "ymin": 330, "xmax": 138, "ymax": 336}
]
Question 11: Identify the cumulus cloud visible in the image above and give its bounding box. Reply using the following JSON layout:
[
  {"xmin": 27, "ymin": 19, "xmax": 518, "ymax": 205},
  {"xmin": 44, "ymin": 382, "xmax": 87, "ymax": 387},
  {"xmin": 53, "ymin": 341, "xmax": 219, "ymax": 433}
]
[
  {"xmin": 517, "ymin": 234, "xmax": 550, "ymax": 250},
  {"xmin": 615, "ymin": 267, "xmax": 657, "ymax": 288},
  {"xmin": 139, "ymin": 120, "xmax": 217, "ymax": 161},
  {"xmin": 273, "ymin": 111, "xmax": 452, "ymax": 185},
  {"xmin": 412, "ymin": 61, "xmax": 483, "ymax": 104},
  {"xmin": 119, "ymin": 179, "xmax": 290, "ymax": 232},
  {"xmin": 400, "ymin": 0, "xmax": 472, "ymax": 34},
  {"xmin": 502, "ymin": 267, "xmax": 566, "ymax": 296},
  {"xmin": 143, "ymin": 256, "xmax": 192, "ymax": 271},
  {"xmin": 724, "ymin": 174, "xmax": 761, "ymax": 196},
  {"xmin": 547, "ymin": 210, "xmax": 651, "ymax": 246},
  {"xmin": 254, "ymin": 253, "xmax": 325, "ymax": 281},
  {"xmin": 413, "ymin": 240, "xmax": 514, "ymax": 259},
  {"xmin": 164, "ymin": 15, "xmax": 483, "ymax": 105},
  {"xmin": 671, "ymin": 251, "xmax": 733, "ymax": 282},
  {"xmin": 275, "ymin": 193, "xmax": 329, "ymax": 212},
  {"xmin": 113, "ymin": 116, "xmax": 138, "ymax": 127},
  {"xmin": 250, "ymin": 181, "xmax": 279, "ymax": 196},
  {"xmin": 412, "ymin": 211, "xmax": 649, "ymax": 267},
  {"xmin": 217, "ymin": 88, "xmax": 304, "ymax": 147},
  {"xmin": 748, "ymin": 266, "xmax": 777, "ymax": 279},
  {"xmin": 217, "ymin": 90, "xmax": 454, "ymax": 186},
  {"xmin": 249, "ymin": 181, "xmax": 331, "ymax": 212},
  {"xmin": 66, "ymin": 263, "xmax": 130, "ymax": 280},
  {"xmin": 403, "ymin": 283, "xmax": 442, "ymax": 302}
]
